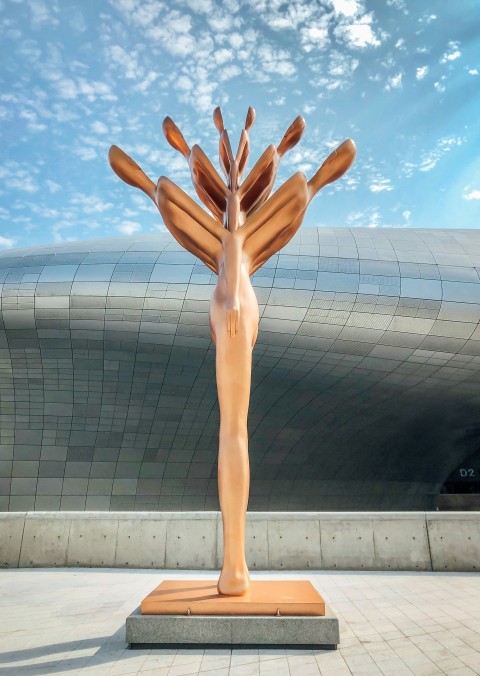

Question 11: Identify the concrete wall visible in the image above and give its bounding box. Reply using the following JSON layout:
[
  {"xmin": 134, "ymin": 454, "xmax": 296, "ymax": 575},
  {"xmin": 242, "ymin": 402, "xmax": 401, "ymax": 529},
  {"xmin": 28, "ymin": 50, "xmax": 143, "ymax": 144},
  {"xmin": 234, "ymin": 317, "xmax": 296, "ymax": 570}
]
[{"xmin": 1, "ymin": 511, "xmax": 479, "ymax": 572}]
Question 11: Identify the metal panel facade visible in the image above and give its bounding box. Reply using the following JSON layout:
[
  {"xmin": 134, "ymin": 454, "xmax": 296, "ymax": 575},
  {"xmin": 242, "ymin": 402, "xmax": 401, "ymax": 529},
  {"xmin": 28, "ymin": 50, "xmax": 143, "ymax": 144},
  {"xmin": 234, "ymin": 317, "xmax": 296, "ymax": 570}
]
[{"xmin": 1, "ymin": 227, "xmax": 480, "ymax": 511}]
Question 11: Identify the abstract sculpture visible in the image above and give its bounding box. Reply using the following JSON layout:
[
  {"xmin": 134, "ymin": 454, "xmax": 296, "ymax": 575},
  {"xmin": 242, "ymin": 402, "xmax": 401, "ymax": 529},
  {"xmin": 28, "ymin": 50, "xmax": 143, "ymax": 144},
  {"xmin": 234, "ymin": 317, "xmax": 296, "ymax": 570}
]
[{"xmin": 109, "ymin": 108, "xmax": 356, "ymax": 596}]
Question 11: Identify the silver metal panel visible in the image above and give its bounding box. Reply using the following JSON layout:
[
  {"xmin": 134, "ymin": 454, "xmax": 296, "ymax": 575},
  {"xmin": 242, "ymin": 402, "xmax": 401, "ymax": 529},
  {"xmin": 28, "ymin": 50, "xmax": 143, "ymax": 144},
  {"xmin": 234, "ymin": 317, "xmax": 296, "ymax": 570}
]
[{"xmin": 1, "ymin": 228, "xmax": 480, "ymax": 511}]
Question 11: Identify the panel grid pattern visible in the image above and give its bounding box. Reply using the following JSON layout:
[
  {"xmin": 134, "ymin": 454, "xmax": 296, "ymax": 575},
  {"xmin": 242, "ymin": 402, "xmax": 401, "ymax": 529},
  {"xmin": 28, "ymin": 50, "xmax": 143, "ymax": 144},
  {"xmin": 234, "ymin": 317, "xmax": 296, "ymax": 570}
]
[{"xmin": 1, "ymin": 228, "xmax": 480, "ymax": 511}]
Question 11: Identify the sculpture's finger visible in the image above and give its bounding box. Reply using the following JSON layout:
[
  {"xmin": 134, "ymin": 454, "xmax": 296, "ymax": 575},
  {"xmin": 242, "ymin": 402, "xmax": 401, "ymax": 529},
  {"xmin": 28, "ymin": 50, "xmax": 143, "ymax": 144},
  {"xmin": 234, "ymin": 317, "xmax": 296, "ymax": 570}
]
[
  {"xmin": 108, "ymin": 145, "xmax": 156, "ymax": 201},
  {"xmin": 235, "ymin": 130, "xmax": 249, "ymax": 179},
  {"xmin": 308, "ymin": 138, "xmax": 356, "ymax": 199},
  {"xmin": 190, "ymin": 145, "xmax": 228, "ymax": 220},
  {"xmin": 277, "ymin": 116, "xmax": 306, "ymax": 157},
  {"xmin": 226, "ymin": 309, "xmax": 231, "ymax": 336},
  {"xmin": 245, "ymin": 107, "xmax": 255, "ymax": 132},
  {"xmin": 213, "ymin": 107, "xmax": 225, "ymax": 134},
  {"xmin": 238, "ymin": 145, "xmax": 278, "ymax": 216},
  {"xmin": 162, "ymin": 116, "xmax": 190, "ymax": 158},
  {"xmin": 219, "ymin": 130, "xmax": 234, "ymax": 181}
]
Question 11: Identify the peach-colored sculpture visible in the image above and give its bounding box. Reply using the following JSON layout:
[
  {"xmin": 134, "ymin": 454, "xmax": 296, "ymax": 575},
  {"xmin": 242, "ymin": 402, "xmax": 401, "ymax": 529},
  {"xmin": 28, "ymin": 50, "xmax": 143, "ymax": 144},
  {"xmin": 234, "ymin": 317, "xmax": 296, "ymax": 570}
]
[{"xmin": 109, "ymin": 108, "xmax": 356, "ymax": 596}]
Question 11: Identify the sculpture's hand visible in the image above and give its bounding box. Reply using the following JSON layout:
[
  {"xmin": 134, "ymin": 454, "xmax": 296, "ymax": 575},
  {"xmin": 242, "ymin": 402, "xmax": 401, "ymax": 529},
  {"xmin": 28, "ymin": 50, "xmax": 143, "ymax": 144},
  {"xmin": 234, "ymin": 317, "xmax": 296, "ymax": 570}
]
[{"xmin": 226, "ymin": 298, "xmax": 240, "ymax": 336}]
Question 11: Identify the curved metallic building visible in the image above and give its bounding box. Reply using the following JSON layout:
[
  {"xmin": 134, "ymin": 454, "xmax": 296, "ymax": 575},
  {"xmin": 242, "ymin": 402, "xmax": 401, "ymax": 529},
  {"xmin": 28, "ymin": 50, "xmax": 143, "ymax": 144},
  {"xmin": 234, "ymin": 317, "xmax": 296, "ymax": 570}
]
[{"xmin": 1, "ymin": 227, "xmax": 480, "ymax": 512}]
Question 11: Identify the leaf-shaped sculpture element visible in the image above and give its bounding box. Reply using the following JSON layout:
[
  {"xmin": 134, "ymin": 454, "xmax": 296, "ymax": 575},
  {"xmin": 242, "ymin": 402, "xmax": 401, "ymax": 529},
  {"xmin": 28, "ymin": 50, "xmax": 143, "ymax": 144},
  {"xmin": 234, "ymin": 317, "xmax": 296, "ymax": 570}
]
[{"xmin": 108, "ymin": 145, "xmax": 156, "ymax": 201}]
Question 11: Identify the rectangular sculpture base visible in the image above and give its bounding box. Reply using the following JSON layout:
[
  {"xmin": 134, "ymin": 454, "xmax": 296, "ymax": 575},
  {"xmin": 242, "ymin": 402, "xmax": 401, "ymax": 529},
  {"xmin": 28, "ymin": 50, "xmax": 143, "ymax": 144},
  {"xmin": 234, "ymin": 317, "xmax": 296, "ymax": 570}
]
[
  {"xmin": 126, "ymin": 579, "xmax": 339, "ymax": 648},
  {"xmin": 126, "ymin": 606, "xmax": 339, "ymax": 648},
  {"xmin": 140, "ymin": 580, "xmax": 325, "ymax": 616}
]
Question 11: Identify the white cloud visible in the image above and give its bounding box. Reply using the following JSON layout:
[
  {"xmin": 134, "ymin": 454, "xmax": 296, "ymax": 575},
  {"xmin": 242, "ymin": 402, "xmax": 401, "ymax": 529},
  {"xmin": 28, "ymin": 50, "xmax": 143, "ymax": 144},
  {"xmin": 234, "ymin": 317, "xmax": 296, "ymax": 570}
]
[
  {"xmin": 0, "ymin": 163, "xmax": 40, "ymax": 193},
  {"xmin": 28, "ymin": 0, "xmax": 59, "ymax": 27},
  {"xmin": 118, "ymin": 220, "xmax": 142, "ymax": 235},
  {"xmin": 257, "ymin": 44, "xmax": 296, "ymax": 77},
  {"xmin": 434, "ymin": 76, "xmax": 446, "ymax": 93},
  {"xmin": 46, "ymin": 180, "xmax": 61, "ymax": 193},
  {"xmin": 300, "ymin": 21, "xmax": 330, "ymax": 52},
  {"xmin": 218, "ymin": 65, "xmax": 241, "ymax": 82},
  {"xmin": 146, "ymin": 11, "xmax": 196, "ymax": 57},
  {"xmin": 184, "ymin": 0, "xmax": 213, "ymax": 14},
  {"xmin": 384, "ymin": 72, "xmax": 402, "ymax": 91},
  {"xmin": 106, "ymin": 45, "xmax": 143, "ymax": 80},
  {"xmin": 329, "ymin": 50, "xmax": 359, "ymax": 78},
  {"xmin": 402, "ymin": 136, "xmax": 465, "ymax": 177},
  {"xmin": 463, "ymin": 188, "xmax": 480, "ymax": 201},
  {"xmin": 370, "ymin": 178, "xmax": 393, "ymax": 193},
  {"xmin": 19, "ymin": 108, "xmax": 47, "ymax": 132},
  {"xmin": 347, "ymin": 208, "xmax": 381, "ymax": 228},
  {"xmin": 91, "ymin": 120, "xmax": 109, "ymax": 134},
  {"xmin": 334, "ymin": 14, "xmax": 381, "ymax": 49},
  {"xmin": 214, "ymin": 48, "xmax": 233, "ymax": 65},
  {"xmin": 440, "ymin": 41, "xmax": 461, "ymax": 64},
  {"xmin": 135, "ymin": 71, "xmax": 159, "ymax": 92},
  {"xmin": 74, "ymin": 147, "xmax": 97, "ymax": 161},
  {"xmin": 71, "ymin": 195, "xmax": 113, "ymax": 214},
  {"xmin": 328, "ymin": 0, "xmax": 361, "ymax": 18},
  {"xmin": 56, "ymin": 77, "xmax": 116, "ymax": 102},
  {"xmin": 416, "ymin": 66, "xmax": 428, "ymax": 80},
  {"xmin": 0, "ymin": 235, "xmax": 16, "ymax": 248},
  {"xmin": 469, "ymin": 69, "xmax": 479, "ymax": 75}
]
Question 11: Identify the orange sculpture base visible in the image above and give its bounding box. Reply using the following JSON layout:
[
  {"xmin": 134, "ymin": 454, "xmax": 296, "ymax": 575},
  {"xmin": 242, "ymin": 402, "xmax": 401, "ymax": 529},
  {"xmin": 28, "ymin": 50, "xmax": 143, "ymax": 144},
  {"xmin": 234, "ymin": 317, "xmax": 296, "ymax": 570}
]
[{"xmin": 140, "ymin": 580, "xmax": 325, "ymax": 617}]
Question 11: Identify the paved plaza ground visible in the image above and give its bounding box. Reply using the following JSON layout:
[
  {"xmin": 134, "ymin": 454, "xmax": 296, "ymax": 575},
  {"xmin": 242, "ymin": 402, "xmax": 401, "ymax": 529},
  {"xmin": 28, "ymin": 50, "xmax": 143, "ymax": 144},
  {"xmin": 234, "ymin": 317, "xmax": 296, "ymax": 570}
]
[{"xmin": 0, "ymin": 569, "xmax": 479, "ymax": 675}]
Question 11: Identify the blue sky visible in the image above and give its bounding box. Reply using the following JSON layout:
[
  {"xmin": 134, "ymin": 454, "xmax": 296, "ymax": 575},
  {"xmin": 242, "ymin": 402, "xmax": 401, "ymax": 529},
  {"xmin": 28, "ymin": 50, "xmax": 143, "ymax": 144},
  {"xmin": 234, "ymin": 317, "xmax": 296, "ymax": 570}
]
[{"xmin": 0, "ymin": 0, "xmax": 479, "ymax": 249}]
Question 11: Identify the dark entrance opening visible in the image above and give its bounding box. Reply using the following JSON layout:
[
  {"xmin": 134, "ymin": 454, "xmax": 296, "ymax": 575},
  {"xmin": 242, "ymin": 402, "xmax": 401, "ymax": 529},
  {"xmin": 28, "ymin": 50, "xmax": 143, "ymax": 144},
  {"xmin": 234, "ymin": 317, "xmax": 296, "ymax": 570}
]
[{"xmin": 436, "ymin": 448, "xmax": 480, "ymax": 510}]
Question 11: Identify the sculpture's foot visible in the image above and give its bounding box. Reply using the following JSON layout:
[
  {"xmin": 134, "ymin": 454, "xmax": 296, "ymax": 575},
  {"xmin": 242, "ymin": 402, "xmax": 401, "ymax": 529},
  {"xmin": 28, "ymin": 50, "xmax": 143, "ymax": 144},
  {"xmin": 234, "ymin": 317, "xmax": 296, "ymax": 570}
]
[{"xmin": 217, "ymin": 565, "xmax": 250, "ymax": 596}]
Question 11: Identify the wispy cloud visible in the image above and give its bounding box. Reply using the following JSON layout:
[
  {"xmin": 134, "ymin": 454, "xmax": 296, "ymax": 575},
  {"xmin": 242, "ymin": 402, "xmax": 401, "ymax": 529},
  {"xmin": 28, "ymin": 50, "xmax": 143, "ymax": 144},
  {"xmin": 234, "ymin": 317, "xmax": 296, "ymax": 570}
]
[
  {"xmin": 402, "ymin": 136, "xmax": 465, "ymax": 176},
  {"xmin": 117, "ymin": 220, "xmax": 142, "ymax": 235},
  {"xmin": 347, "ymin": 207, "xmax": 381, "ymax": 228},
  {"xmin": 370, "ymin": 177, "xmax": 394, "ymax": 193},
  {"xmin": 334, "ymin": 13, "xmax": 381, "ymax": 49},
  {"xmin": 0, "ymin": 235, "xmax": 16, "ymax": 248},
  {"xmin": 0, "ymin": 162, "xmax": 40, "ymax": 193},
  {"xmin": 440, "ymin": 40, "xmax": 461, "ymax": 63},
  {"xmin": 385, "ymin": 72, "xmax": 402, "ymax": 91},
  {"xmin": 463, "ymin": 187, "xmax": 480, "ymax": 201}
]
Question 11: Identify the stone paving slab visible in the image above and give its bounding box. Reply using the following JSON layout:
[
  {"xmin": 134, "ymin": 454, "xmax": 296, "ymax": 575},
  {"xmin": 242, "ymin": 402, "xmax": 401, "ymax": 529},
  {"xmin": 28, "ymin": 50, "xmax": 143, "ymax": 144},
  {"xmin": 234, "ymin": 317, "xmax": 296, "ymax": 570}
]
[{"xmin": 0, "ymin": 569, "xmax": 479, "ymax": 674}]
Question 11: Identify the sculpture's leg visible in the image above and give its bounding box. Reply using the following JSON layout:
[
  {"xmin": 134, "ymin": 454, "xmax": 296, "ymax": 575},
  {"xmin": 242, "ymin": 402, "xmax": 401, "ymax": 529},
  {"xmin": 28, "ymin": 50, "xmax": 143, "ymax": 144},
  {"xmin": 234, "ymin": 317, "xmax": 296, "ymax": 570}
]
[{"xmin": 215, "ymin": 331, "xmax": 252, "ymax": 596}]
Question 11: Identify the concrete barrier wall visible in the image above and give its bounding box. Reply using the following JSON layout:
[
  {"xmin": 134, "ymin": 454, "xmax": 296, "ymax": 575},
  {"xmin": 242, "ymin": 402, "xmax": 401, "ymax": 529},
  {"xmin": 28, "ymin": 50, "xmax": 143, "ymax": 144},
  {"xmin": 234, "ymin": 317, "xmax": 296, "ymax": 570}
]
[{"xmin": 1, "ymin": 511, "xmax": 478, "ymax": 572}]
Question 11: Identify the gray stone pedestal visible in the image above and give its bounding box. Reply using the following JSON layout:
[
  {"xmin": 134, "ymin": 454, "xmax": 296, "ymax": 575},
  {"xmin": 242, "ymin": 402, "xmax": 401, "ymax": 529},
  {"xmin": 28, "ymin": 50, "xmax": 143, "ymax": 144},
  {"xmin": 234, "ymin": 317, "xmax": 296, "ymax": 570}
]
[{"xmin": 126, "ymin": 606, "xmax": 339, "ymax": 648}]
